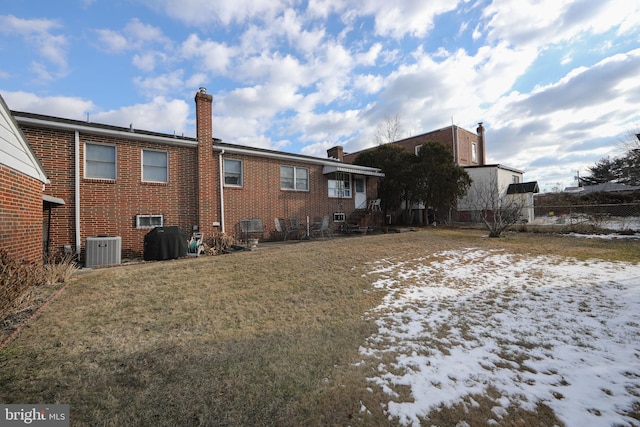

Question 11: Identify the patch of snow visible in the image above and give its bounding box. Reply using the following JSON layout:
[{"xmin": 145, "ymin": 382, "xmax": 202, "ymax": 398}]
[{"xmin": 361, "ymin": 249, "xmax": 640, "ymax": 426}]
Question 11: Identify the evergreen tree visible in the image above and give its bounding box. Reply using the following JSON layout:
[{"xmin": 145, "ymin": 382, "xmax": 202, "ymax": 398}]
[{"xmin": 413, "ymin": 142, "xmax": 472, "ymax": 223}]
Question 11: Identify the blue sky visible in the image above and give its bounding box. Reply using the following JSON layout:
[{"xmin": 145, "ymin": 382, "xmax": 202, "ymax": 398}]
[{"xmin": 1, "ymin": 0, "xmax": 639, "ymax": 192}]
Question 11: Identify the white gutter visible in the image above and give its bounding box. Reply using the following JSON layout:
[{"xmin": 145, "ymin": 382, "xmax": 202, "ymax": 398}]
[
  {"xmin": 218, "ymin": 149, "xmax": 225, "ymax": 233},
  {"xmin": 15, "ymin": 115, "xmax": 198, "ymax": 148},
  {"xmin": 212, "ymin": 145, "xmax": 383, "ymax": 175},
  {"xmin": 74, "ymin": 131, "xmax": 81, "ymax": 255}
]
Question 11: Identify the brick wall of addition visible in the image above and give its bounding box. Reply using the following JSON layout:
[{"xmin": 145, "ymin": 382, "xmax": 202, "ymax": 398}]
[
  {"xmin": 0, "ymin": 163, "xmax": 44, "ymax": 263},
  {"xmin": 22, "ymin": 125, "xmax": 199, "ymax": 259}
]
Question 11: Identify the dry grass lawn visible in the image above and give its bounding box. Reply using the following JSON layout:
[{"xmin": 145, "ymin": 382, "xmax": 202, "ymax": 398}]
[{"xmin": 0, "ymin": 228, "xmax": 638, "ymax": 426}]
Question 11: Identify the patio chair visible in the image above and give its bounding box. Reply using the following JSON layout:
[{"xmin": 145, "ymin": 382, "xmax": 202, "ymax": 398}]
[
  {"xmin": 368, "ymin": 198, "xmax": 382, "ymax": 212},
  {"xmin": 311, "ymin": 215, "xmax": 332, "ymax": 239},
  {"xmin": 288, "ymin": 217, "xmax": 303, "ymax": 239},
  {"xmin": 274, "ymin": 218, "xmax": 286, "ymax": 240}
]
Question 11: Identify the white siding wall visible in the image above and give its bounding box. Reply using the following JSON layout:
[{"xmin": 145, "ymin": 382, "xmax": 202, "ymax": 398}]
[
  {"xmin": 458, "ymin": 165, "xmax": 523, "ymax": 211},
  {"xmin": 0, "ymin": 96, "xmax": 48, "ymax": 183}
]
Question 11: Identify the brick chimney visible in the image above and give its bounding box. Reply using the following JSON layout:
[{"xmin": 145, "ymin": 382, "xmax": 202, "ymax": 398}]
[
  {"xmin": 476, "ymin": 122, "xmax": 486, "ymax": 165},
  {"xmin": 195, "ymin": 87, "xmax": 217, "ymax": 238},
  {"xmin": 327, "ymin": 146, "xmax": 344, "ymax": 162}
]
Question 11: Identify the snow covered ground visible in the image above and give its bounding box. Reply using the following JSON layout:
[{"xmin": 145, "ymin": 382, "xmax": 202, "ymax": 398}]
[{"xmin": 359, "ymin": 248, "xmax": 640, "ymax": 426}]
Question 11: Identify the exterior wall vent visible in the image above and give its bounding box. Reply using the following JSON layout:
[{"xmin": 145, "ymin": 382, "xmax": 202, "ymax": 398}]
[{"xmin": 85, "ymin": 236, "xmax": 121, "ymax": 268}]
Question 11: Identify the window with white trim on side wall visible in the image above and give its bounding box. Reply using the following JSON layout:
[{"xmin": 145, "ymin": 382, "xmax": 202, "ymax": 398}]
[
  {"xmin": 142, "ymin": 149, "xmax": 168, "ymax": 183},
  {"xmin": 85, "ymin": 142, "xmax": 116, "ymax": 180},
  {"xmin": 224, "ymin": 159, "xmax": 243, "ymax": 187},
  {"xmin": 280, "ymin": 165, "xmax": 309, "ymax": 191}
]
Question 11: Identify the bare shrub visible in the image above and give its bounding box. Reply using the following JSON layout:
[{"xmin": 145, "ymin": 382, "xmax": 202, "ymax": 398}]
[
  {"xmin": 43, "ymin": 252, "xmax": 79, "ymax": 285},
  {"xmin": 0, "ymin": 250, "xmax": 46, "ymax": 319},
  {"xmin": 205, "ymin": 232, "xmax": 237, "ymax": 255}
]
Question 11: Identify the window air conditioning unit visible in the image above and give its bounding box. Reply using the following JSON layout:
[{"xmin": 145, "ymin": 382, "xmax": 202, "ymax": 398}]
[{"xmin": 85, "ymin": 236, "xmax": 121, "ymax": 268}]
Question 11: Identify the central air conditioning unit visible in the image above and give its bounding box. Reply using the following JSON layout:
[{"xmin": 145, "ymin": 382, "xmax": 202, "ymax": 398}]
[{"xmin": 85, "ymin": 236, "xmax": 121, "ymax": 268}]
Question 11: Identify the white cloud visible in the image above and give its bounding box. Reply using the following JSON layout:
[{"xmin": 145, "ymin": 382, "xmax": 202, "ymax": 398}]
[
  {"xmin": 0, "ymin": 14, "xmax": 68, "ymax": 71},
  {"xmin": 2, "ymin": 91, "xmax": 95, "ymax": 120},
  {"xmin": 141, "ymin": 0, "xmax": 296, "ymax": 26},
  {"xmin": 94, "ymin": 17, "xmax": 175, "ymax": 78},
  {"xmin": 133, "ymin": 70, "xmax": 186, "ymax": 96},
  {"xmin": 95, "ymin": 28, "xmax": 129, "ymax": 53},
  {"xmin": 179, "ymin": 34, "xmax": 237, "ymax": 75},
  {"xmin": 92, "ymin": 96, "xmax": 191, "ymax": 135},
  {"xmin": 358, "ymin": 0, "xmax": 462, "ymax": 38}
]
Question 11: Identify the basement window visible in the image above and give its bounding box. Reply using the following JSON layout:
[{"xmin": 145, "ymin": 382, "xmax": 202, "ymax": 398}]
[{"xmin": 136, "ymin": 214, "xmax": 164, "ymax": 229}]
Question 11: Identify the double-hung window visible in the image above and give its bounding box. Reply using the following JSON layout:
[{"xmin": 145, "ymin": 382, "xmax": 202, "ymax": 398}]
[
  {"xmin": 224, "ymin": 159, "xmax": 243, "ymax": 186},
  {"xmin": 280, "ymin": 166, "xmax": 309, "ymax": 191},
  {"xmin": 472, "ymin": 143, "xmax": 478, "ymax": 163},
  {"xmin": 142, "ymin": 149, "xmax": 168, "ymax": 183},
  {"xmin": 85, "ymin": 143, "xmax": 116, "ymax": 180}
]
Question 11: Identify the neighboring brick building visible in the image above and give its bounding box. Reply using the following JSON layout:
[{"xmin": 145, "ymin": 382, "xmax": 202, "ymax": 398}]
[
  {"xmin": 0, "ymin": 94, "xmax": 63, "ymax": 264},
  {"xmin": 340, "ymin": 122, "xmax": 540, "ymax": 225},
  {"xmin": 10, "ymin": 88, "xmax": 383, "ymax": 263},
  {"xmin": 343, "ymin": 123, "xmax": 486, "ymax": 167}
]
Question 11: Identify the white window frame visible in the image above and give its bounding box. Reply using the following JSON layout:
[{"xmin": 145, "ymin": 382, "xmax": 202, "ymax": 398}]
[
  {"xmin": 136, "ymin": 214, "xmax": 164, "ymax": 229},
  {"xmin": 224, "ymin": 159, "xmax": 243, "ymax": 187},
  {"xmin": 333, "ymin": 212, "xmax": 346, "ymax": 222},
  {"xmin": 280, "ymin": 165, "xmax": 309, "ymax": 191},
  {"xmin": 328, "ymin": 174, "xmax": 351, "ymax": 198},
  {"xmin": 472, "ymin": 143, "xmax": 477, "ymax": 163},
  {"xmin": 142, "ymin": 149, "xmax": 168, "ymax": 183},
  {"xmin": 85, "ymin": 142, "xmax": 116, "ymax": 180},
  {"xmin": 512, "ymin": 175, "xmax": 520, "ymax": 184},
  {"xmin": 415, "ymin": 145, "xmax": 422, "ymax": 155}
]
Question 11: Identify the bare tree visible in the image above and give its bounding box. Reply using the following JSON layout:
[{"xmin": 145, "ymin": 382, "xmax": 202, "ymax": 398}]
[
  {"xmin": 620, "ymin": 122, "xmax": 640, "ymax": 152},
  {"xmin": 464, "ymin": 174, "xmax": 521, "ymax": 237},
  {"xmin": 374, "ymin": 114, "xmax": 404, "ymax": 145}
]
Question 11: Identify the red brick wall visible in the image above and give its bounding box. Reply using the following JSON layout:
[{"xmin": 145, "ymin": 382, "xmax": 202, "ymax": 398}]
[
  {"xmin": 78, "ymin": 135, "xmax": 198, "ymax": 259},
  {"xmin": 219, "ymin": 152, "xmax": 374, "ymax": 239},
  {"xmin": 22, "ymin": 127, "xmax": 76, "ymax": 255},
  {"xmin": 0, "ymin": 164, "xmax": 43, "ymax": 263},
  {"xmin": 344, "ymin": 125, "xmax": 483, "ymax": 167},
  {"xmin": 22, "ymin": 125, "xmax": 199, "ymax": 259}
]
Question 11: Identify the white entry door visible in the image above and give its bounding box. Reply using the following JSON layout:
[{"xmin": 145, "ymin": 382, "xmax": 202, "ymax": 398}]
[{"xmin": 354, "ymin": 176, "xmax": 367, "ymax": 209}]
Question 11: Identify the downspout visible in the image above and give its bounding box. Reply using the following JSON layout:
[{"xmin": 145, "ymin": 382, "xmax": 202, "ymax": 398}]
[
  {"xmin": 218, "ymin": 149, "xmax": 225, "ymax": 233},
  {"xmin": 74, "ymin": 130, "xmax": 81, "ymax": 255}
]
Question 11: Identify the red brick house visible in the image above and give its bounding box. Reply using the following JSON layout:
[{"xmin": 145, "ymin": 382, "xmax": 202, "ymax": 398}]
[
  {"xmin": 1, "ymin": 94, "xmax": 63, "ymax": 264},
  {"xmin": 343, "ymin": 123, "xmax": 487, "ymax": 167},
  {"xmin": 10, "ymin": 88, "xmax": 383, "ymax": 263},
  {"xmin": 339, "ymin": 122, "xmax": 539, "ymax": 225}
]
